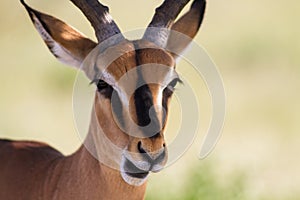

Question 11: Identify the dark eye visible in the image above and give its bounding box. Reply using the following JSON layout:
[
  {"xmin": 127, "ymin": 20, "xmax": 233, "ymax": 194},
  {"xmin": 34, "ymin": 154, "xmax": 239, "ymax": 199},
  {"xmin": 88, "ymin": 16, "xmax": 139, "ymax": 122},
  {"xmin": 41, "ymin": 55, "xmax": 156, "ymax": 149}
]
[
  {"xmin": 96, "ymin": 80, "xmax": 113, "ymax": 98},
  {"xmin": 97, "ymin": 80, "xmax": 109, "ymax": 91}
]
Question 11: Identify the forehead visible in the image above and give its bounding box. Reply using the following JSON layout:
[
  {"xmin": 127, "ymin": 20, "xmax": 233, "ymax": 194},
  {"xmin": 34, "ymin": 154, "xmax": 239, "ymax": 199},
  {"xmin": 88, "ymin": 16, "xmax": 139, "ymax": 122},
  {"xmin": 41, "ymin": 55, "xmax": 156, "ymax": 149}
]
[{"xmin": 97, "ymin": 40, "xmax": 175, "ymax": 83}]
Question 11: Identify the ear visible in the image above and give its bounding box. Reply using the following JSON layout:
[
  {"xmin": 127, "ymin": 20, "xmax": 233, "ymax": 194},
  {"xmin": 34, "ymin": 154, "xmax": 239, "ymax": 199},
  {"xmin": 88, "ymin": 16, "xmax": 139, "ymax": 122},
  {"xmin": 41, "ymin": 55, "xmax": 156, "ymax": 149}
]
[
  {"xmin": 166, "ymin": 0, "xmax": 206, "ymax": 60},
  {"xmin": 21, "ymin": 0, "xmax": 97, "ymax": 68}
]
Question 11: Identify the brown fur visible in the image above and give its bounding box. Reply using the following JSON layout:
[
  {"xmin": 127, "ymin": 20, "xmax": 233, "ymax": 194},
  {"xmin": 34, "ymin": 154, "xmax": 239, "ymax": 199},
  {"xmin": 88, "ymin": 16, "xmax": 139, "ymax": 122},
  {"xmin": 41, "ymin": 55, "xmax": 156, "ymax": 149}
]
[{"xmin": 0, "ymin": 102, "xmax": 148, "ymax": 200}]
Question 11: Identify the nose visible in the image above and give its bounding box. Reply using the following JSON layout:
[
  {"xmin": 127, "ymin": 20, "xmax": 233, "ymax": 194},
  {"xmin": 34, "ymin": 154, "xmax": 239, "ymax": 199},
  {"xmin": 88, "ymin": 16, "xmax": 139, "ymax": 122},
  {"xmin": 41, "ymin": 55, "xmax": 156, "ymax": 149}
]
[{"xmin": 137, "ymin": 141, "xmax": 166, "ymax": 163}]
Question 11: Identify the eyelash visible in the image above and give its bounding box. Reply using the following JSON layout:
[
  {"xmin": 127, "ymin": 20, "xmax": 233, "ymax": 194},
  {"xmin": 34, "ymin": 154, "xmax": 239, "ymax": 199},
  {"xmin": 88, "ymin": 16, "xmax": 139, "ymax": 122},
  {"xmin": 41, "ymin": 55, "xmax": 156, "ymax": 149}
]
[
  {"xmin": 164, "ymin": 78, "xmax": 182, "ymax": 97},
  {"xmin": 167, "ymin": 78, "xmax": 181, "ymax": 90}
]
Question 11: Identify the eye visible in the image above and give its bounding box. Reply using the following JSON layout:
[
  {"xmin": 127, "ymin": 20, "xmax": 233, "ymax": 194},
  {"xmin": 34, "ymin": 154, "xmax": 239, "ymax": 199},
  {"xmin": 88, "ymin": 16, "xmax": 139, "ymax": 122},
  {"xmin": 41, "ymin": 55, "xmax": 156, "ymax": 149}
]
[
  {"xmin": 96, "ymin": 80, "xmax": 109, "ymax": 91},
  {"xmin": 96, "ymin": 79, "xmax": 113, "ymax": 93},
  {"xmin": 94, "ymin": 79, "xmax": 114, "ymax": 98}
]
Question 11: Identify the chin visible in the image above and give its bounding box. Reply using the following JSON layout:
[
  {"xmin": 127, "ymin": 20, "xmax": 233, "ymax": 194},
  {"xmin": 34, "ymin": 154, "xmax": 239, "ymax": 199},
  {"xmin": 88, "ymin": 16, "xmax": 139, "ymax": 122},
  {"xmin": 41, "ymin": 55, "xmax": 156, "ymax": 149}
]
[{"xmin": 120, "ymin": 170, "xmax": 149, "ymax": 186}]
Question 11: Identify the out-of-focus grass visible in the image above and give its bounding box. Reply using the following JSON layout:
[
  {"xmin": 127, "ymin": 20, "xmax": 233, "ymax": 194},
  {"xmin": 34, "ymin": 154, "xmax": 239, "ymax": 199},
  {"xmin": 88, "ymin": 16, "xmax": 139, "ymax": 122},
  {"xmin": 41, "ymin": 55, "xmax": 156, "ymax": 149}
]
[{"xmin": 146, "ymin": 162, "xmax": 247, "ymax": 200}]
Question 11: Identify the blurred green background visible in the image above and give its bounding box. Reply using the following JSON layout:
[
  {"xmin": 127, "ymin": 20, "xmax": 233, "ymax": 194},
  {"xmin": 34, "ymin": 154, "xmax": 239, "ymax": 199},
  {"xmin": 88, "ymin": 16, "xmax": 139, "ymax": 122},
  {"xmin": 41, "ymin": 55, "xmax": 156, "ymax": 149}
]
[{"xmin": 1, "ymin": 0, "xmax": 300, "ymax": 199}]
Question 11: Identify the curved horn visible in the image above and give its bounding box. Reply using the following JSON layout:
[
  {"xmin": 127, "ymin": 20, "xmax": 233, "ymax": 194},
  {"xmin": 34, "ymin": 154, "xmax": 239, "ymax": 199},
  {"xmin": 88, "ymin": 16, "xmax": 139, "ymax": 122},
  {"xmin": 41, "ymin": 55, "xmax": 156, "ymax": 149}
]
[
  {"xmin": 70, "ymin": 0, "xmax": 124, "ymax": 45},
  {"xmin": 143, "ymin": 0, "xmax": 190, "ymax": 47}
]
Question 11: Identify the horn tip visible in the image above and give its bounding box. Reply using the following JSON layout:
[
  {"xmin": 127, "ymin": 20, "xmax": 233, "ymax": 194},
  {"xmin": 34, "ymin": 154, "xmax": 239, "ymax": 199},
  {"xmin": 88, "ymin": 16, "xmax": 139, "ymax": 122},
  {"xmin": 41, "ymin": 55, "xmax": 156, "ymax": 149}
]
[
  {"xmin": 192, "ymin": 0, "xmax": 206, "ymax": 8},
  {"xmin": 20, "ymin": 0, "xmax": 40, "ymax": 24},
  {"xmin": 20, "ymin": 0, "xmax": 33, "ymax": 13},
  {"xmin": 20, "ymin": 0, "xmax": 28, "ymax": 8}
]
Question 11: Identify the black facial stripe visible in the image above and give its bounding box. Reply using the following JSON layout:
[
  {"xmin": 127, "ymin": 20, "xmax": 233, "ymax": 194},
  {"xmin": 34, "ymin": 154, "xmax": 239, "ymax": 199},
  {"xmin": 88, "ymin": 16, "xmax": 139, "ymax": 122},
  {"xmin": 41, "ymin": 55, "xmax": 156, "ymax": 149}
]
[
  {"xmin": 96, "ymin": 81, "xmax": 125, "ymax": 131},
  {"xmin": 111, "ymin": 91, "xmax": 125, "ymax": 130},
  {"xmin": 133, "ymin": 41, "xmax": 161, "ymax": 137},
  {"xmin": 134, "ymin": 84, "xmax": 162, "ymax": 138},
  {"xmin": 134, "ymin": 84, "xmax": 153, "ymax": 126}
]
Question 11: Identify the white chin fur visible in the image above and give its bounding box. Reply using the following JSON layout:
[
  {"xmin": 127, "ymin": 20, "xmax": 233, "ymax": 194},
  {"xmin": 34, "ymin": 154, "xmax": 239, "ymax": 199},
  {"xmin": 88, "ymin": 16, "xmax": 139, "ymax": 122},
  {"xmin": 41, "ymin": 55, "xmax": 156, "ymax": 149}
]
[
  {"xmin": 121, "ymin": 171, "xmax": 148, "ymax": 186},
  {"xmin": 151, "ymin": 164, "xmax": 164, "ymax": 173}
]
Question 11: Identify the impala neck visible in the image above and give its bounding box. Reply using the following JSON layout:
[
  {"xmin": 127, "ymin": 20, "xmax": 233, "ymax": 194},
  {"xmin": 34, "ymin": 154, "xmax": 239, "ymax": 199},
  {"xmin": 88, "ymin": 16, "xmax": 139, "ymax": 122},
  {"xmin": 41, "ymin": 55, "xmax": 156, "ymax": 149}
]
[{"xmin": 56, "ymin": 101, "xmax": 147, "ymax": 199}]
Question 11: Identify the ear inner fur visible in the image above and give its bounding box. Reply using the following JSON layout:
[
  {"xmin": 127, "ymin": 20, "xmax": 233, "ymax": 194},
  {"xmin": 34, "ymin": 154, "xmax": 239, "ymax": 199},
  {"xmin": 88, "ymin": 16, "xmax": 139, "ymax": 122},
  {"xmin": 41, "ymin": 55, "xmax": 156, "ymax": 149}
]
[{"xmin": 22, "ymin": 1, "xmax": 97, "ymax": 67}]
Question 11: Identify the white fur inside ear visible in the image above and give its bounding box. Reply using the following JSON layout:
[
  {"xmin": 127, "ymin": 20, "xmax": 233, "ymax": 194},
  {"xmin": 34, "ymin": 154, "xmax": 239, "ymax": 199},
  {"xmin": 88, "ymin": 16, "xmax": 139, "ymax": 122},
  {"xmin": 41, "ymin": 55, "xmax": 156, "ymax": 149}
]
[{"xmin": 31, "ymin": 14, "xmax": 82, "ymax": 68}]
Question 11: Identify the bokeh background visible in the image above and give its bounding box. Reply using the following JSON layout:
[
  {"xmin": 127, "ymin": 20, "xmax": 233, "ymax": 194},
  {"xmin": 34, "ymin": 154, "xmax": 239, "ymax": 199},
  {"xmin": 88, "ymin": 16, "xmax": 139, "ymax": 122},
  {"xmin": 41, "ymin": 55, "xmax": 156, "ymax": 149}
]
[{"xmin": 1, "ymin": 0, "xmax": 300, "ymax": 199}]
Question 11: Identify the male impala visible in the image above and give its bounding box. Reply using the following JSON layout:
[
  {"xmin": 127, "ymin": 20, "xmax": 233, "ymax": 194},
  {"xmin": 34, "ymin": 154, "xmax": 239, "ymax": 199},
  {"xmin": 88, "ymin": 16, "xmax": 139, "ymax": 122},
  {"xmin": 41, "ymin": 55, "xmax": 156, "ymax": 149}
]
[{"xmin": 0, "ymin": 0, "xmax": 206, "ymax": 199}]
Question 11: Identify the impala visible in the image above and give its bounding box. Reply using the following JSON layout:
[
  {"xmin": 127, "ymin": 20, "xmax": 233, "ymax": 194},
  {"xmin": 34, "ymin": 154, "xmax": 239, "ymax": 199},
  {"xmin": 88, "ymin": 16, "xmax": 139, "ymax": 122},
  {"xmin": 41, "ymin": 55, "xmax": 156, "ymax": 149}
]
[{"xmin": 0, "ymin": 0, "xmax": 206, "ymax": 199}]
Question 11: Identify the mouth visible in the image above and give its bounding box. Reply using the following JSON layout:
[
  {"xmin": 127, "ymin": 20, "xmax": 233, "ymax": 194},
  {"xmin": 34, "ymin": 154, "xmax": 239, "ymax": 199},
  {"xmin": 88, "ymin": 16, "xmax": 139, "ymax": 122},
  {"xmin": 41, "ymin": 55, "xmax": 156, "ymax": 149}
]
[
  {"xmin": 120, "ymin": 155, "xmax": 151, "ymax": 186},
  {"xmin": 120, "ymin": 150, "xmax": 167, "ymax": 186},
  {"xmin": 123, "ymin": 158, "xmax": 149, "ymax": 179}
]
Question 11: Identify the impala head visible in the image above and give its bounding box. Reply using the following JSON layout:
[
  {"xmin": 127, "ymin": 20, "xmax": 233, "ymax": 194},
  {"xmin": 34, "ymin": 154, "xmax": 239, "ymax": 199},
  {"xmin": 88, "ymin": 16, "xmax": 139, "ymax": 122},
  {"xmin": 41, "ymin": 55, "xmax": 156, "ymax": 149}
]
[{"xmin": 22, "ymin": 0, "xmax": 206, "ymax": 186}]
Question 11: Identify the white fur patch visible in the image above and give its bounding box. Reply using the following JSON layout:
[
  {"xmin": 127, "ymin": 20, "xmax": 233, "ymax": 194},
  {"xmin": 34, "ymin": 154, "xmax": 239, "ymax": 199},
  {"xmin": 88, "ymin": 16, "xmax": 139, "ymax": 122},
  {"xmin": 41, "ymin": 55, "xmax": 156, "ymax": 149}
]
[
  {"xmin": 151, "ymin": 164, "xmax": 164, "ymax": 173},
  {"xmin": 102, "ymin": 12, "xmax": 113, "ymax": 24},
  {"xmin": 32, "ymin": 14, "xmax": 82, "ymax": 68}
]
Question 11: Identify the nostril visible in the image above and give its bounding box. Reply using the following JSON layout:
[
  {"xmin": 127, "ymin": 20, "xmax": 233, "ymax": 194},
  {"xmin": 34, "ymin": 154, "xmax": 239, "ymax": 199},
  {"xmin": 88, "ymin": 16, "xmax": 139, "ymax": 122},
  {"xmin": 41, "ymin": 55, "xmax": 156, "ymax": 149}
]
[
  {"xmin": 137, "ymin": 141, "xmax": 146, "ymax": 154},
  {"xmin": 163, "ymin": 143, "xmax": 166, "ymax": 148}
]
